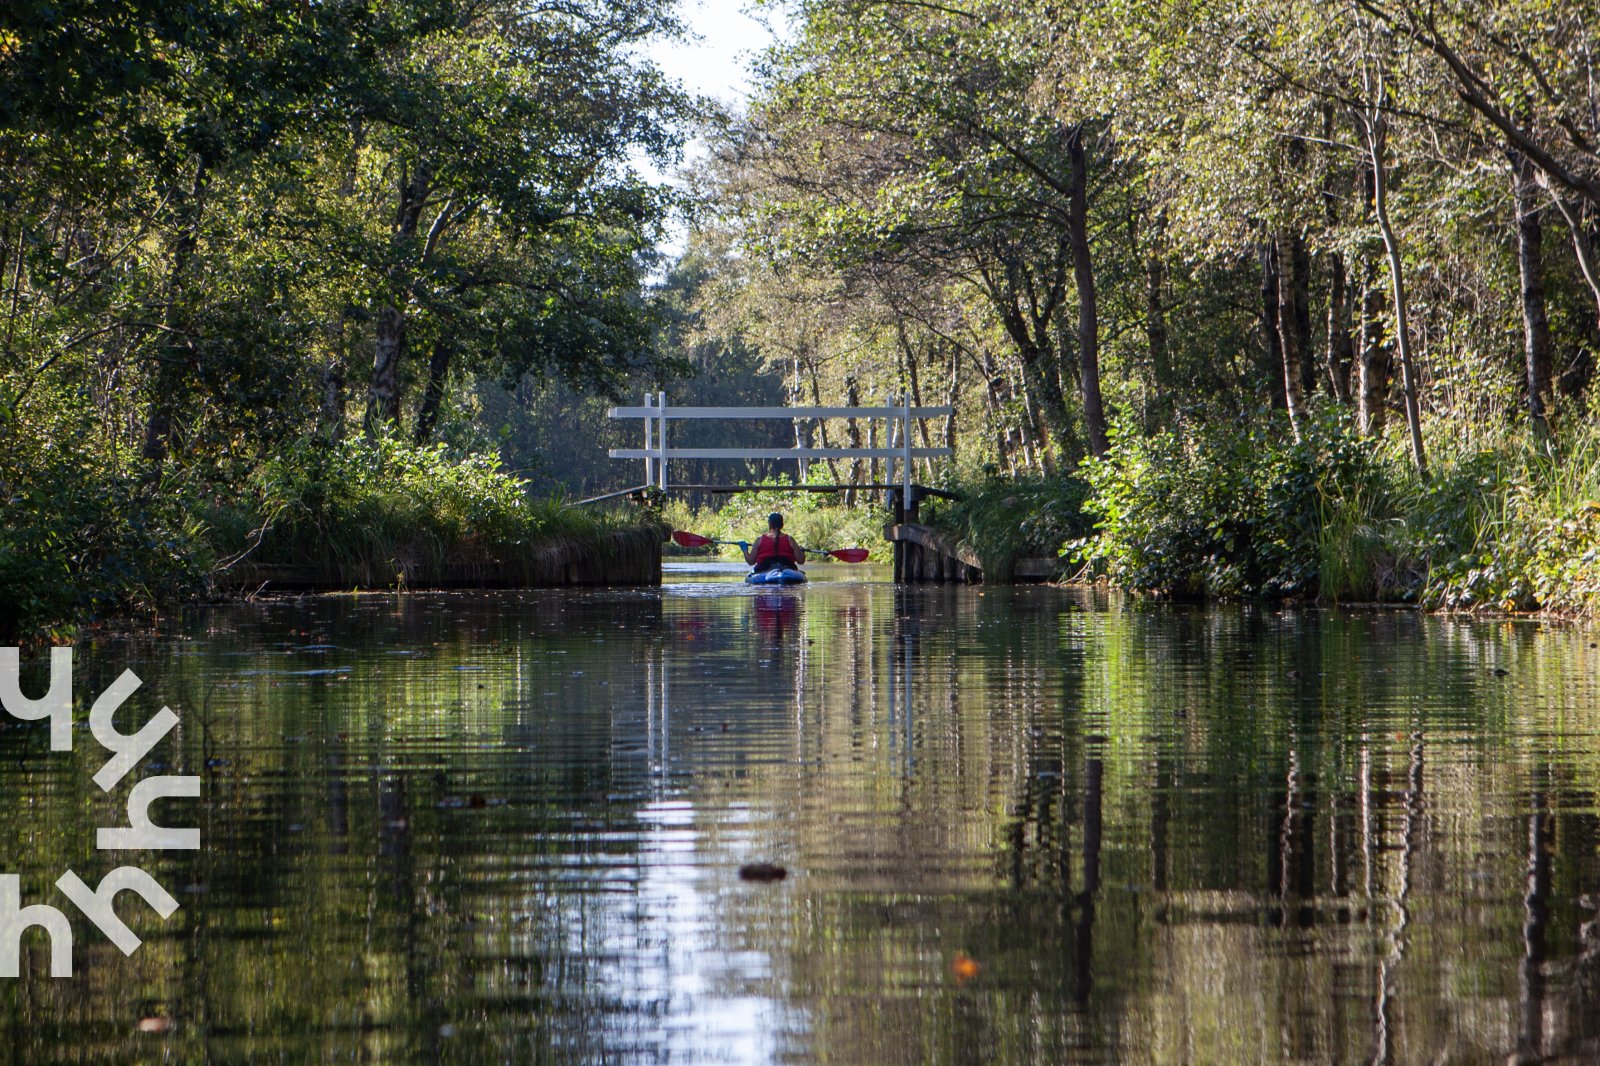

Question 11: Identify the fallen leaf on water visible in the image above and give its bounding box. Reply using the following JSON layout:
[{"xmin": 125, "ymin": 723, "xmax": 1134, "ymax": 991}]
[{"xmin": 951, "ymin": 953, "xmax": 981, "ymax": 984}]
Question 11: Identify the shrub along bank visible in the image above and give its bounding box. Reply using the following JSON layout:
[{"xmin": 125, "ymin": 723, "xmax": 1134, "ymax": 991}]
[
  {"xmin": 1072, "ymin": 412, "xmax": 1600, "ymax": 613},
  {"xmin": 1, "ymin": 434, "xmax": 647, "ymax": 644},
  {"xmin": 913, "ymin": 411, "xmax": 1598, "ymax": 614},
  {"xmin": 918, "ymin": 476, "xmax": 1096, "ymax": 578}
]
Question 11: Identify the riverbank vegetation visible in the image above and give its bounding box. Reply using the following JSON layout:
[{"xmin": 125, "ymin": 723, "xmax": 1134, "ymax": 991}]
[
  {"xmin": 6, "ymin": 0, "xmax": 1600, "ymax": 636},
  {"xmin": 2, "ymin": 433, "xmax": 639, "ymax": 641},
  {"xmin": 673, "ymin": 0, "xmax": 1600, "ymax": 610},
  {"xmin": 0, "ymin": 0, "xmax": 693, "ymax": 639}
]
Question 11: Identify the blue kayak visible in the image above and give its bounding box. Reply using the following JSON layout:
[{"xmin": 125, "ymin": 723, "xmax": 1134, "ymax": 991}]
[{"xmin": 745, "ymin": 567, "xmax": 807, "ymax": 586}]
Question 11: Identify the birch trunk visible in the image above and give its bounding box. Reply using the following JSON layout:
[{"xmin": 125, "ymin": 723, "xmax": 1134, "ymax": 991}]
[{"xmin": 1364, "ymin": 112, "xmax": 1427, "ymax": 475}]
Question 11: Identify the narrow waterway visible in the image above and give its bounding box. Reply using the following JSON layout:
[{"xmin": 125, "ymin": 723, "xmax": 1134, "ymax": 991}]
[{"xmin": 4, "ymin": 567, "xmax": 1600, "ymax": 1063}]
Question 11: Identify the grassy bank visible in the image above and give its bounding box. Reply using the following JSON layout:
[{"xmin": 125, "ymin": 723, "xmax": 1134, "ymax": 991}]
[{"xmin": 0, "ymin": 433, "xmax": 651, "ymax": 644}]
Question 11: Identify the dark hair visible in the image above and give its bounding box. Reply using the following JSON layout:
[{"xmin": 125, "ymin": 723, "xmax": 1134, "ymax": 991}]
[{"xmin": 767, "ymin": 512, "xmax": 783, "ymax": 530}]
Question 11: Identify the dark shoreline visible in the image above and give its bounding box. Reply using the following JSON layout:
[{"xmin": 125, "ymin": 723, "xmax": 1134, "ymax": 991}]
[{"xmin": 210, "ymin": 525, "xmax": 666, "ymax": 593}]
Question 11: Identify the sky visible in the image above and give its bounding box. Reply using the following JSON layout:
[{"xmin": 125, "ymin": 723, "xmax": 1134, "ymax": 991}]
[
  {"xmin": 636, "ymin": 0, "xmax": 791, "ymax": 258},
  {"xmin": 647, "ymin": 0, "xmax": 785, "ymax": 109}
]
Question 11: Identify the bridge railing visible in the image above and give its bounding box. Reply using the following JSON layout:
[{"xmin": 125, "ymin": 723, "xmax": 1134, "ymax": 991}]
[{"xmin": 607, "ymin": 392, "xmax": 953, "ymax": 503}]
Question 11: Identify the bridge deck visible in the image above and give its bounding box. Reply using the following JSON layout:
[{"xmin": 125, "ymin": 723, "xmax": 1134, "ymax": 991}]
[{"xmin": 572, "ymin": 483, "xmax": 960, "ymax": 506}]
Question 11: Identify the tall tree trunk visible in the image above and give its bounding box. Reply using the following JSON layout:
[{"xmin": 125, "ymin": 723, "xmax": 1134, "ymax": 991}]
[
  {"xmin": 986, "ymin": 264, "xmax": 1067, "ymax": 469},
  {"xmin": 896, "ymin": 320, "xmax": 936, "ymax": 479},
  {"xmin": 365, "ymin": 159, "xmax": 433, "ymax": 435},
  {"xmin": 790, "ymin": 360, "xmax": 807, "ymax": 482},
  {"xmin": 143, "ymin": 161, "xmax": 209, "ymax": 465},
  {"xmin": 1276, "ymin": 232, "xmax": 1309, "ymax": 441},
  {"xmin": 1261, "ymin": 241, "xmax": 1288, "ymax": 410},
  {"xmin": 320, "ymin": 358, "xmax": 345, "ymax": 442},
  {"xmin": 367, "ymin": 305, "xmax": 407, "ymax": 432},
  {"xmin": 1067, "ymin": 125, "xmax": 1110, "ymax": 458},
  {"xmin": 1016, "ymin": 342, "xmax": 1060, "ymax": 474},
  {"xmin": 1510, "ymin": 149, "xmax": 1553, "ymax": 439},
  {"xmin": 1321, "ymin": 105, "xmax": 1354, "ymax": 405},
  {"xmin": 1325, "ymin": 251, "xmax": 1354, "ymax": 403},
  {"xmin": 1364, "ymin": 111, "xmax": 1427, "ymax": 476},
  {"xmin": 1356, "ymin": 265, "xmax": 1392, "ymax": 437},
  {"xmin": 943, "ymin": 341, "xmax": 959, "ymax": 454},
  {"xmin": 1287, "ymin": 232, "xmax": 1315, "ymax": 400},
  {"xmin": 413, "ymin": 339, "xmax": 452, "ymax": 443},
  {"xmin": 974, "ymin": 351, "xmax": 1017, "ymax": 474},
  {"xmin": 844, "ymin": 375, "xmax": 864, "ymax": 504},
  {"xmin": 1017, "ymin": 372, "xmax": 1046, "ymax": 474}
]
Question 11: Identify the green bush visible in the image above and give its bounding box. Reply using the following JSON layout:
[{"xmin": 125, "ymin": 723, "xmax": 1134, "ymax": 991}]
[
  {"xmin": 206, "ymin": 435, "xmax": 624, "ymax": 577},
  {"xmin": 1070, "ymin": 407, "xmax": 1600, "ymax": 611},
  {"xmin": 661, "ymin": 476, "xmax": 888, "ymax": 562},
  {"xmin": 921, "ymin": 474, "xmax": 1093, "ymax": 578},
  {"xmin": 1073, "ymin": 413, "xmax": 1383, "ymax": 599},
  {"xmin": 1419, "ymin": 429, "xmax": 1600, "ymax": 613},
  {"xmin": 0, "ymin": 408, "xmax": 209, "ymax": 642}
]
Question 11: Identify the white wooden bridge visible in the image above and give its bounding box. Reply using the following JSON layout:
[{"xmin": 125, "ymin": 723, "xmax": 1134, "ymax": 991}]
[
  {"xmin": 605, "ymin": 393, "xmax": 954, "ymax": 509},
  {"xmin": 593, "ymin": 394, "xmax": 1038, "ymax": 582}
]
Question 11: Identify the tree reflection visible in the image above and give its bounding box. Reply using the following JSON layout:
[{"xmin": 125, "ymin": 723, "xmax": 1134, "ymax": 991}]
[{"xmin": 2, "ymin": 590, "xmax": 1600, "ymax": 1063}]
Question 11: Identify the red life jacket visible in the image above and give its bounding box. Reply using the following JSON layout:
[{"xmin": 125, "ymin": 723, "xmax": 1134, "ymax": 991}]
[{"xmin": 753, "ymin": 532, "xmax": 799, "ymax": 566}]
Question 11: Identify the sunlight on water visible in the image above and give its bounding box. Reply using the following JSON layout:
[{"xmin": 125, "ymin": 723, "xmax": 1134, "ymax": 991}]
[{"xmin": 3, "ymin": 579, "xmax": 1599, "ymax": 1063}]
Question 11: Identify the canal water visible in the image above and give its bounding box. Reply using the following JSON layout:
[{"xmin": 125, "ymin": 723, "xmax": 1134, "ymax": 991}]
[{"xmin": 3, "ymin": 566, "xmax": 1600, "ymax": 1063}]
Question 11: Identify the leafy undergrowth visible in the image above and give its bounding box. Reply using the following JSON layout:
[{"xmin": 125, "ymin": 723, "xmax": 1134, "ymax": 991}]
[
  {"xmin": 1069, "ymin": 409, "xmax": 1600, "ymax": 611},
  {"xmin": 920, "ymin": 475, "xmax": 1094, "ymax": 579},
  {"xmin": 204, "ymin": 436, "xmax": 639, "ymax": 577},
  {"xmin": 1, "ymin": 405, "xmax": 210, "ymax": 643},
  {"xmin": 2, "ymin": 430, "xmax": 651, "ymax": 643}
]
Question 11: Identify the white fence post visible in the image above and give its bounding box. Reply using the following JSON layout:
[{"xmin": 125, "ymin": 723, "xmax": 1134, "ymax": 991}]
[
  {"xmin": 656, "ymin": 391, "xmax": 668, "ymax": 493},
  {"xmin": 901, "ymin": 392, "xmax": 913, "ymax": 511},
  {"xmin": 641, "ymin": 395, "xmax": 654, "ymax": 488}
]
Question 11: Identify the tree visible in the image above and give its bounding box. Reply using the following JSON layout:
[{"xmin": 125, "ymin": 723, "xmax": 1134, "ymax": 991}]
[{"xmin": 738, "ymin": 0, "xmax": 1115, "ymax": 463}]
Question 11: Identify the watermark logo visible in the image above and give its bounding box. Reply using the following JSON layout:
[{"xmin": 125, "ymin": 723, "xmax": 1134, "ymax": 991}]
[{"xmin": 0, "ymin": 647, "xmax": 198, "ymax": 978}]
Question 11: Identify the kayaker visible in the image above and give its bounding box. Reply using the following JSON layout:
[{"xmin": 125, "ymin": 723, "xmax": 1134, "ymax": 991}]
[{"xmin": 741, "ymin": 513, "xmax": 806, "ymax": 573}]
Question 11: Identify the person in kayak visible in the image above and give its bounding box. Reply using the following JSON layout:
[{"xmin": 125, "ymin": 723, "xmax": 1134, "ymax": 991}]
[{"xmin": 741, "ymin": 513, "xmax": 807, "ymax": 573}]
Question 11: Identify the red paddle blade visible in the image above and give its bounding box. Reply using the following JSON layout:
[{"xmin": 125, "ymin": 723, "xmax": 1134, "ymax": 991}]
[
  {"xmin": 671, "ymin": 530, "xmax": 714, "ymax": 548},
  {"xmin": 827, "ymin": 548, "xmax": 871, "ymax": 563}
]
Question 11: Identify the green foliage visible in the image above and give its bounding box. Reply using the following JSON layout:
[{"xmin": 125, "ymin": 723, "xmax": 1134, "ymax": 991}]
[
  {"xmin": 206, "ymin": 435, "xmax": 627, "ymax": 579},
  {"xmin": 0, "ymin": 399, "xmax": 209, "ymax": 642},
  {"xmin": 1074, "ymin": 413, "xmax": 1383, "ymax": 599},
  {"xmin": 1420, "ymin": 427, "xmax": 1600, "ymax": 613},
  {"xmin": 1070, "ymin": 409, "xmax": 1600, "ymax": 611},
  {"xmin": 921, "ymin": 475, "xmax": 1093, "ymax": 577},
  {"xmin": 662, "ymin": 479, "xmax": 888, "ymax": 564}
]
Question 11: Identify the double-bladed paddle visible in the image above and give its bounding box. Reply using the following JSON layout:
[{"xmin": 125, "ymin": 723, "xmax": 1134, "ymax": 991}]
[
  {"xmin": 796, "ymin": 543, "xmax": 871, "ymax": 563},
  {"xmin": 670, "ymin": 530, "xmax": 870, "ymax": 563}
]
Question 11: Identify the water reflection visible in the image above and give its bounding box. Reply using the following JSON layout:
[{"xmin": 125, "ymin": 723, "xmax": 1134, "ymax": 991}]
[{"xmin": 1, "ymin": 581, "xmax": 1599, "ymax": 1063}]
